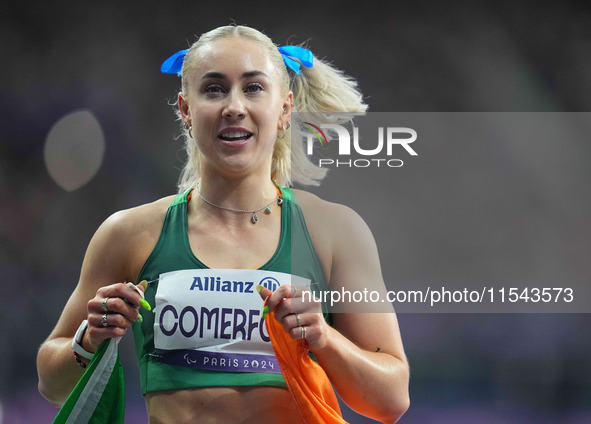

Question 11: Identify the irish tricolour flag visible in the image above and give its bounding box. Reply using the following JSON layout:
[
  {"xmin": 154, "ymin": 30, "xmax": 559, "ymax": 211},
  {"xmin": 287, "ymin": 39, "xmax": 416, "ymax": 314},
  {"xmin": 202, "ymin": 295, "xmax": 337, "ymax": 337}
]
[{"xmin": 52, "ymin": 338, "xmax": 125, "ymax": 423}]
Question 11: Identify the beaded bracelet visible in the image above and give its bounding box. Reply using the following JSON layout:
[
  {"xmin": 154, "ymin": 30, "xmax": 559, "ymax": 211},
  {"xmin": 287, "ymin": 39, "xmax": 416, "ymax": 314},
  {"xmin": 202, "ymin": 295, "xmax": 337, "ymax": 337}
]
[{"xmin": 73, "ymin": 351, "xmax": 88, "ymax": 369}]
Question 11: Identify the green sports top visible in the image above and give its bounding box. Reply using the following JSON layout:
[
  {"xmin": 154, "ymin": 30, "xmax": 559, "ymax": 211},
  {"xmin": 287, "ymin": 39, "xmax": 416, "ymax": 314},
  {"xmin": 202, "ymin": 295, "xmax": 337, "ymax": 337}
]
[{"xmin": 132, "ymin": 187, "xmax": 328, "ymax": 395}]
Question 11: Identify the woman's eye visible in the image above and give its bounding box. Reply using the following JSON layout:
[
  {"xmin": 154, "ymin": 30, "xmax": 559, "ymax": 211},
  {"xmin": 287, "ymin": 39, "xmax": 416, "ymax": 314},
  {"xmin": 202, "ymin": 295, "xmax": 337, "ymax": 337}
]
[
  {"xmin": 245, "ymin": 83, "xmax": 263, "ymax": 93},
  {"xmin": 205, "ymin": 84, "xmax": 225, "ymax": 94}
]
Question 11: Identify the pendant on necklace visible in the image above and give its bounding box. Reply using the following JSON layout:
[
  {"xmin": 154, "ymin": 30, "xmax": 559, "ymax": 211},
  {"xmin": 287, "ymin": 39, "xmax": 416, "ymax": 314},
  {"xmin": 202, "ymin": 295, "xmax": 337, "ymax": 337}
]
[
  {"xmin": 251, "ymin": 214, "xmax": 259, "ymax": 224},
  {"xmin": 265, "ymin": 205, "xmax": 272, "ymax": 214}
]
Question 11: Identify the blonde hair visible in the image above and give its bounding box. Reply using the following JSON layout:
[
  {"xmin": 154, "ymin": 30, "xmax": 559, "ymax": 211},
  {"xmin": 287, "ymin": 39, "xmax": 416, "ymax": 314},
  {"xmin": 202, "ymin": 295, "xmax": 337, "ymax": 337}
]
[{"xmin": 175, "ymin": 25, "xmax": 367, "ymax": 193}]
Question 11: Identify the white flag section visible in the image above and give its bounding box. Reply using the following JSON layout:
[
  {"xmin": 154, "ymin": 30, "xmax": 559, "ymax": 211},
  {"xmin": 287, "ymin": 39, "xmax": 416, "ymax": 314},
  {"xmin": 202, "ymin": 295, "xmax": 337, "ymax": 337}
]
[{"xmin": 52, "ymin": 337, "xmax": 125, "ymax": 424}]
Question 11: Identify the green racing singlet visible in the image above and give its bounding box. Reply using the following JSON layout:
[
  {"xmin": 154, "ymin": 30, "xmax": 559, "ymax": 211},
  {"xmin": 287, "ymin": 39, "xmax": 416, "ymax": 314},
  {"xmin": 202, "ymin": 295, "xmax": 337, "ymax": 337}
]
[{"xmin": 132, "ymin": 187, "xmax": 328, "ymax": 395}]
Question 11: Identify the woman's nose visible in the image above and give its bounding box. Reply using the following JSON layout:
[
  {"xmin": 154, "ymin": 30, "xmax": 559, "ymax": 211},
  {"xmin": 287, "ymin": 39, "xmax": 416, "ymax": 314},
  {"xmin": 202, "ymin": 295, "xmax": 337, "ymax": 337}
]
[{"xmin": 222, "ymin": 89, "xmax": 247, "ymax": 119}]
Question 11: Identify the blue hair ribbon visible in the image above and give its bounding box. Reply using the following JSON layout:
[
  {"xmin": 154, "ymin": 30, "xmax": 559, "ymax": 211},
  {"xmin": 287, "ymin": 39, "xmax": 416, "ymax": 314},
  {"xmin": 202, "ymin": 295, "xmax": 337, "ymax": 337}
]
[
  {"xmin": 277, "ymin": 45, "xmax": 313, "ymax": 74},
  {"xmin": 160, "ymin": 49, "xmax": 188, "ymax": 76},
  {"xmin": 160, "ymin": 46, "xmax": 313, "ymax": 76}
]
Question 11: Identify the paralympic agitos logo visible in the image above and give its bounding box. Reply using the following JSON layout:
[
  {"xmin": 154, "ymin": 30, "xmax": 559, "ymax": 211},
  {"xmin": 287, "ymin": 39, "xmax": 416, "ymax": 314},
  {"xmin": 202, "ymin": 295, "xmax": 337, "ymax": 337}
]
[{"xmin": 301, "ymin": 122, "xmax": 417, "ymax": 168}]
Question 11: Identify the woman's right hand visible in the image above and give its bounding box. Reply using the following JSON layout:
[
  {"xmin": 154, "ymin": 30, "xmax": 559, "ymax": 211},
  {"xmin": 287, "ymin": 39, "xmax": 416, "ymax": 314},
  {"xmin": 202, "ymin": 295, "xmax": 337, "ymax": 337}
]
[{"xmin": 82, "ymin": 282, "xmax": 148, "ymax": 353}]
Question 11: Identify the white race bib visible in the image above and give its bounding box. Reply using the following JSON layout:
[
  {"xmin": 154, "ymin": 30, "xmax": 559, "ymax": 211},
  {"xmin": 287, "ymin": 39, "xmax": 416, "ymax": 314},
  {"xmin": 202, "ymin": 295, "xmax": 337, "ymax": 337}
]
[{"xmin": 152, "ymin": 269, "xmax": 309, "ymax": 373}]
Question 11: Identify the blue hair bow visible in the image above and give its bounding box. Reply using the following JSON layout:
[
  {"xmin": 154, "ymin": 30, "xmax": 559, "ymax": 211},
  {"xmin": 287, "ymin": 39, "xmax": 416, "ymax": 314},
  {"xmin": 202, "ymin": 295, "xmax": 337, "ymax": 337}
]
[
  {"xmin": 160, "ymin": 45, "xmax": 313, "ymax": 76},
  {"xmin": 277, "ymin": 45, "xmax": 313, "ymax": 74},
  {"xmin": 160, "ymin": 49, "xmax": 188, "ymax": 76}
]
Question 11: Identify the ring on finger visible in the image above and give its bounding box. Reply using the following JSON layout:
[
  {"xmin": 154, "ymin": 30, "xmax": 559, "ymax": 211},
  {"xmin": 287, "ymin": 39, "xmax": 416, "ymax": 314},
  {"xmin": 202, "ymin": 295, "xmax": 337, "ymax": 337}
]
[
  {"xmin": 295, "ymin": 313, "xmax": 301, "ymax": 327},
  {"xmin": 101, "ymin": 297, "xmax": 110, "ymax": 312},
  {"xmin": 300, "ymin": 325, "xmax": 306, "ymax": 340},
  {"xmin": 292, "ymin": 286, "xmax": 298, "ymax": 297},
  {"xmin": 101, "ymin": 314, "xmax": 109, "ymax": 327}
]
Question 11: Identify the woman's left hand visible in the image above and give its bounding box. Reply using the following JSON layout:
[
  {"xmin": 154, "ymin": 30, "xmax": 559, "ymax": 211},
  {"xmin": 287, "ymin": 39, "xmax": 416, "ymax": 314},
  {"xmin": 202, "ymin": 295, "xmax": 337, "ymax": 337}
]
[{"xmin": 257, "ymin": 284, "xmax": 328, "ymax": 352}]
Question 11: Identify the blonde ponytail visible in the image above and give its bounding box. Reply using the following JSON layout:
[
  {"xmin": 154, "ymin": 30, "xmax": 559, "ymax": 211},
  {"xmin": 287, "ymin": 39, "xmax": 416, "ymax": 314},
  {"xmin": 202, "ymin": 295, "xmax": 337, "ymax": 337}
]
[{"xmin": 287, "ymin": 53, "xmax": 368, "ymax": 186}]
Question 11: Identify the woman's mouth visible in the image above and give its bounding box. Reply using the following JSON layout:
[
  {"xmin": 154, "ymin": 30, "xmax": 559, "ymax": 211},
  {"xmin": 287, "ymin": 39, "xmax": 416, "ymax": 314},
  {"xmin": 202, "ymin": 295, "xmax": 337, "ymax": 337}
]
[{"xmin": 218, "ymin": 129, "xmax": 254, "ymax": 146}]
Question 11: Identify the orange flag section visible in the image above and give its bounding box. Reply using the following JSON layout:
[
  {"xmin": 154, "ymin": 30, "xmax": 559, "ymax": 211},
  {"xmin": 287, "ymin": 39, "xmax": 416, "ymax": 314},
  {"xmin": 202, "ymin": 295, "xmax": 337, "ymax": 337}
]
[{"xmin": 265, "ymin": 309, "xmax": 349, "ymax": 424}]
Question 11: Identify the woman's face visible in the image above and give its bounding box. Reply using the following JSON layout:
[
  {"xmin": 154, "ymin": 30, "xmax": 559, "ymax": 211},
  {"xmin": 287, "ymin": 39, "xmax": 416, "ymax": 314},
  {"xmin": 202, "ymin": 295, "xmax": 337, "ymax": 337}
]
[{"xmin": 179, "ymin": 37, "xmax": 292, "ymax": 180}]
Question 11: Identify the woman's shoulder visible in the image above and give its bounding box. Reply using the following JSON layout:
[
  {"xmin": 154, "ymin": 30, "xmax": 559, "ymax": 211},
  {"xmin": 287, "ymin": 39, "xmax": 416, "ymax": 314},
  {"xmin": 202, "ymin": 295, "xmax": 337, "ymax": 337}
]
[
  {"xmin": 290, "ymin": 188, "xmax": 377, "ymax": 284},
  {"xmin": 290, "ymin": 188, "xmax": 367, "ymax": 230},
  {"xmin": 83, "ymin": 195, "xmax": 177, "ymax": 281},
  {"xmin": 117, "ymin": 194, "xmax": 177, "ymax": 222},
  {"xmin": 290, "ymin": 188, "xmax": 373, "ymax": 251},
  {"xmin": 90, "ymin": 194, "xmax": 177, "ymax": 252}
]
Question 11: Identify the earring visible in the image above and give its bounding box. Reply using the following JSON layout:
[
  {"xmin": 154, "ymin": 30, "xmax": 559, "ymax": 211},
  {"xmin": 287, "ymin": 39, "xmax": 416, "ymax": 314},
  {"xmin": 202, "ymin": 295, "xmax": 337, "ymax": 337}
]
[
  {"xmin": 283, "ymin": 108, "xmax": 287, "ymax": 114},
  {"xmin": 184, "ymin": 122, "xmax": 193, "ymax": 138},
  {"xmin": 277, "ymin": 125, "xmax": 286, "ymax": 139}
]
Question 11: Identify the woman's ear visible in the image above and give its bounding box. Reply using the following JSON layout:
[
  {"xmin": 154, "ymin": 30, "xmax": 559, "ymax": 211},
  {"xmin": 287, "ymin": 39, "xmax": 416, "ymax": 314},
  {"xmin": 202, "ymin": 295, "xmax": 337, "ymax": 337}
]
[
  {"xmin": 278, "ymin": 91, "xmax": 294, "ymax": 129},
  {"xmin": 178, "ymin": 92, "xmax": 191, "ymax": 123}
]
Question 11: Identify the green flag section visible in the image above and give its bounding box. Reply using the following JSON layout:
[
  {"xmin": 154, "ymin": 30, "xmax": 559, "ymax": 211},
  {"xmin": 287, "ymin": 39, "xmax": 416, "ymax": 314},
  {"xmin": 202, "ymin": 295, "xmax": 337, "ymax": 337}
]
[{"xmin": 52, "ymin": 338, "xmax": 125, "ymax": 424}]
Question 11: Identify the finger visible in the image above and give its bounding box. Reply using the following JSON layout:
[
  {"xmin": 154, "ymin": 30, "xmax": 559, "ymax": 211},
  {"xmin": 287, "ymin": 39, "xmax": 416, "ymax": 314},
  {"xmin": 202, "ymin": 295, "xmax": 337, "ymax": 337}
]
[
  {"xmin": 264, "ymin": 284, "xmax": 297, "ymax": 314},
  {"xmin": 256, "ymin": 285, "xmax": 273, "ymax": 318},
  {"xmin": 258, "ymin": 285, "xmax": 313, "ymax": 319},
  {"xmin": 98, "ymin": 283, "xmax": 142, "ymax": 308},
  {"xmin": 285, "ymin": 315, "xmax": 325, "ymax": 349},
  {"xmin": 290, "ymin": 285, "xmax": 302, "ymax": 298},
  {"xmin": 273, "ymin": 297, "xmax": 296, "ymax": 322},
  {"xmin": 275, "ymin": 292, "xmax": 322, "ymax": 322},
  {"xmin": 97, "ymin": 281, "xmax": 150, "ymax": 311},
  {"xmin": 256, "ymin": 285, "xmax": 272, "ymax": 300},
  {"xmin": 290, "ymin": 292, "xmax": 322, "ymax": 314},
  {"xmin": 91, "ymin": 286, "xmax": 137, "ymax": 312},
  {"xmin": 89, "ymin": 285, "xmax": 143, "ymax": 323},
  {"xmin": 288, "ymin": 324, "xmax": 308, "ymax": 341},
  {"xmin": 283, "ymin": 312, "xmax": 305, "ymax": 334},
  {"xmin": 127, "ymin": 282, "xmax": 151, "ymax": 310},
  {"xmin": 96, "ymin": 297, "xmax": 141, "ymax": 323},
  {"xmin": 90, "ymin": 311, "xmax": 134, "ymax": 330}
]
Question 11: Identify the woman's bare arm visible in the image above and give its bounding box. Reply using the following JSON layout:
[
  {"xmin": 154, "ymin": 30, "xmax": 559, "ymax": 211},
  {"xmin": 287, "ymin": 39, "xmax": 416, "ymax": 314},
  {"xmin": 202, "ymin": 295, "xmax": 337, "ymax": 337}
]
[
  {"xmin": 36, "ymin": 199, "xmax": 168, "ymax": 406},
  {"xmin": 266, "ymin": 192, "xmax": 410, "ymax": 423}
]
